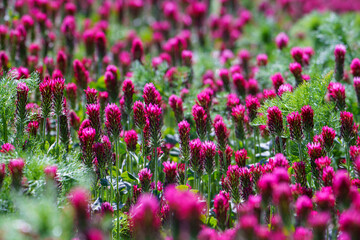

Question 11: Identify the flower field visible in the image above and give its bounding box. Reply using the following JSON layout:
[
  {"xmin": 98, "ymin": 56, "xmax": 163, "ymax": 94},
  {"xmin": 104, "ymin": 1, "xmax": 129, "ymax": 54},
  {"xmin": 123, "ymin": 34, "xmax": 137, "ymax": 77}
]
[{"xmin": 1, "ymin": 0, "xmax": 360, "ymax": 239}]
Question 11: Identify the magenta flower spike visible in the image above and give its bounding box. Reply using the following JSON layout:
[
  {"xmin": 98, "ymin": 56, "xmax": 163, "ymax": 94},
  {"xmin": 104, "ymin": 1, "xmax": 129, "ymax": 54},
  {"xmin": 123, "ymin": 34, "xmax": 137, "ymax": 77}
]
[
  {"xmin": 133, "ymin": 101, "xmax": 146, "ymax": 129},
  {"xmin": 293, "ymin": 161, "xmax": 307, "ymax": 187},
  {"xmin": 235, "ymin": 149, "xmax": 248, "ymax": 167},
  {"xmin": 168, "ymin": 95, "xmax": 184, "ymax": 123},
  {"xmin": 123, "ymin": 79, "xmax": 135, "ymax": 116},
  {"xmin": 163, "ymin": 161, "xmax": 177, "ymax": 185},
  {"xmin": 143, "ymin": 83, "xmax": 162, "ymax": 106},
  {"xmin": 301, "ymin": 105, "xmax": 314, "ymax": 138},
  {"xmin": 287, "ymin": 111, "xmax": 303, "ymax": 142},
  {"xmin": 226, "ymin": 165, "xmax": 241, "ymax": 203},
  {"xmin": 73, "ymin": 59, "xmax": 89, "ymax": 91},
  {"xmin": 267, "ymin": 106, "xmax": 283, "ymax": 139},
  {"xmin": 138, "ymin": 168, "xmax": 152, "ymax": 192},
  {"xmin": 86, "ymin": 103, "xmax": 101, "ymax": 141},
  {"xmin": 214, "ymin": 120, "xmax": 230, "ymax": 152},
  {"xmin": 130, "ymin": 194, "xmax": 161, "ymax": 240},
  {"xmin": 289, "ymin": 62, "xmax": 303, "ymax": 86},
  {"xmin": 214, "ymin": 191, "xmax": 230, "ymax": 230},
  {"xmin": 334, "ymin": 44, "xmax": 346, "ymax": 81},
  {"xmin": 321, "ymin": 126, "xmax": 336, "ymax": 153},
  {"xmin": 131, "ymin": 38, "xmax": 144, "ymax": 63},
  {"xmin": 271, "ymin": 73, "xmax": 285, "ymax": 94},
  {"xmin": 340, "ymin": 111, "xmax": 354, "ymax": 143},
  {"xmin": 8, "ymin": 158, "xmax": 25, "ymax": 189},
  {"xmin": 328, "ymin": 82, "xmax": 346, "ymax": 110},
  {"xmin": 192, "ymin": 105, "xmax": 207, "ymax": 141},
  {"xmin": 231, "ymin": 104, "xmax": 246, "ymax": 141},
  {"xmin": 275, "ymin": 32, "xmax": 289, "ymax": 50},
  {"xmin": 246, "ymin": 96, "xmax": 260, "ymax": 122},
  {"xmin": 233, "ymin": 73, "xmax": 247, "ymax": 98},
  {"xmin": 105, "ymin": 103, "xmax": 122, "ymax": 140},
  {"xmin": 189, "ymin": 139, "xmax": 204, "ymax": 182},
  {"xmin": 84, "ymin": 87, "xmax": 98, "ymax": 105},
  {"xmin": 351, "ymin": 58, "xmax": 360, "ymax": 77},
  {"xmin": 124, "ymin": 130, "xmax": 138, "ymax": 152},
  {"xmin": 79, "ymin": 127, "xmax": 96, "ymax": 166}
]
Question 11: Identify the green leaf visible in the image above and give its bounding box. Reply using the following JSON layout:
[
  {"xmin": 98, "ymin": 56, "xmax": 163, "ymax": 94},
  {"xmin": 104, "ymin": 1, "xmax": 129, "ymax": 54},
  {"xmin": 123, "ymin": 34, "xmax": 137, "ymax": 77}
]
[{"xmin": 176, "ymin": 185, "xmax": 189, "ymax": 191}]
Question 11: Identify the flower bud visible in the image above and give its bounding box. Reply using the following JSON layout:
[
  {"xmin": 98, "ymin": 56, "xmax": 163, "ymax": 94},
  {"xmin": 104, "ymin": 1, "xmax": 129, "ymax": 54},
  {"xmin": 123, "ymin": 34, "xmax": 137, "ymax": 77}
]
[
  {"xmin": 275, "ymin": 32, "xmax": 289, "ymax": 50},
  {"xmin": 334, "ymin": 44, "xmax": 346, "ymax": 81},
  {"xmin": 267, "ymin": 106, "xmax": 283, "ymax": 137}
]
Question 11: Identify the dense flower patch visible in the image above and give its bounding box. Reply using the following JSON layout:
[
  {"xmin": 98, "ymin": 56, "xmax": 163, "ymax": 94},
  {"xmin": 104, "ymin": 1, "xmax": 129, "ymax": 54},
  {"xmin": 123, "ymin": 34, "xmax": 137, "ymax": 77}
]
[{"xmin": 1, "ymin": 0, "xmax": 360, "ymax": 240}]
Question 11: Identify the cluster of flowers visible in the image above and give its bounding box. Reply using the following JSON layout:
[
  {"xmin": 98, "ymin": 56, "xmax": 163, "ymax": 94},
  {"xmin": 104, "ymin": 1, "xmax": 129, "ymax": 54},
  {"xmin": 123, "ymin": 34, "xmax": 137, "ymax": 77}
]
[{"xmin": 2, "ymin": 0, "xmax": 360, "ymax": 239}]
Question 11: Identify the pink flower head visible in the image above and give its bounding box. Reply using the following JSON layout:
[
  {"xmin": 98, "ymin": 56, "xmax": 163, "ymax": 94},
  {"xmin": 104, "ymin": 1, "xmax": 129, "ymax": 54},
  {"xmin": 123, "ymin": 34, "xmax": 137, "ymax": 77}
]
[
  {"xmin": 291, "ymin": 47, "xmax": 304, "ymax": 64},
  {"xmin": 233, "ymin": 73, "xmax": 247, "ymax": 97},
  {"xmin": 354, "ymin": 77, "xmax": 360, "ymax": 102},
  {"xmin": 73, "ymin": 59, "xmax": 89, "ymax": 90},
  {"xmin": 227, "ymin": 94, "xmax": 240, "ymax": 110},
  {"xmin": 301, "ymin": 105, "xmax": 314, "ymax": 133},
  {"xmin": 16, "ymin": 82, "xmax": 29, "ymax": 109},
  {"xmin": 130, "ymin": 193, "xmax": 161, "ymax": 238},
  {"xmin": 278, "ymin": 83, "xmax": 293, "ymax": 97},
  {"xmin": 328, "ymin": 82, "xmax": 346, "ymax": 110},
  {"xmin": 203, "ymin": 141, "xmax": 216, "ymax": 174},
  {"xmin": 56, "ymin": 50, "xmax": 67, "ymax": 74},
  {"xmin": 27, "ymin": 121, "xmax": 39, "ymax": 136},
  {"xmin": 334, "ymin": 44, "xmax": 346, "ymax": 81},
  {"xmin": 271, "ymin": 153, "xmax": 290, "ymax": 169},
  {"xmin": 8, "ymin": 158, "xmax": 25, "ymax": 187},
  {"xmin": 133, "ymin": 101, "xmax": 146, "ymax": 129},
  {"xmin": 275, "ymin": 32, "xmax": 289, "ymax": 50},
  {"xmin": 235, "ymin": 149, "xmax": 248, "ymax": 167},
  {"xmin": 289, "ymin": 62, "xmax": 303, "ymax": 85},
  {"xmin": 271, "ymin": 73, "xmax": 285, "ymax": 93},
  {"xmin": 263, "ymin": 89, "xmax": 276, "ymax": 99},
  {"xmin": 86, "ymin": 103, "xmax": 101, "ymax": 139},
  {"xmin": 189, "ymin": 139, "xmax": 204, "ymax": 176},
  {"xmin": 168, "ymin": 95, "xmax": 184, "ymax": 123},
  {"xmin": 295, "ymin": 195, "xmax": 313, "ymax": 221},
  {"xmin": 138, "ymin": 168, "xmax": 152, "ymax": 192},
  {"xmin": 308, "ymin": 211, "xmax": 330, "ymax": 235},
  {"xmin": 294, "ymin": 227, "xmax": 313, "ymax": 240},
  {"xmin": 79, "ymin": 127, "xmax": 96, "ymax": 166},
  {"xmin": 257, "ymin": 53, "xmax": 268, "ymax": 66},
  {"xmin": 219, "ymin": 69, "xmax": 230, "ymax": 91},
  {"xmin": 273, "ymin": 167, "xmax": 290, "ymax": 184},
  {"xmin": 84, "ymin": 87, "xmax": 98, "ymax": 105},
  {"xmin": 320, "ymin": 126, "xmax": 336, "ymax": 153},
  {"xmin": 322, "ymin": 166, "xmax": 335, "ymax": 187},
  {"xmin": 214, "ymin": 191, "xmax": 230, "ymax": 229},
  {"xmin": 315, "ymin": 156, "xmax": 331, "ymax": 171},
  {"xmin": 145, "ymin": 103, "xmax": 163, "ymax": 140},
  {"xmin": 122, "ymin": 79, "xmax": 135, "ymax": 112},
  {"xmin": 66, "ymin": 83, "xmax": 77, "ymax": 107},
  {"xmin": 182, "ymin": 50, "xmax": 193, "ymax": 67},
  {"xmin": 226, "ymin": 165, "xmax": 241, "ymax": 203},
  {"xmin": 245, "ymin": 96, "xmax": 260, "ymax": 121},
  {"xmin": 267, "ymin": 106, "xmax": 283, "ymax": 136},
  {"xmin": 351, "ymin": 58, "xmax": 360, "ymax": 77},
  {"xmin": 95, "ymin": 31, "xmax": 107, "ymax": 58},
  {"xmin": 163, "ymin": 161, "xmax": 177, "ymax": 185},
  {"xmin": 124, "ymin": 130, "xmax": 138, "ymax": 152},
  {"xmin": 247, "ymin": 79, "xmax": 259, "ymax": 95},
  {"xmin": 131, "ymin": 38, "xmax": 144, "ymax": 62},
  {"xmin": 143, "ymin": 83, "xmax": 162, "ymax": 106},
  {"xmin": 192, "ymin": 105, "xmax": 207, "ymax": 140},
  {"xmin": 164, "ymin": 186, "xmax": 205, "ymax": 234},
  {"xmin": 214, "ymin": 120, "xmax": 230, "ymax": 151},
  {"xmin": 1, "ymin": 143, "xmax": 15, "ymax": 154},
  {"xmin": 44, "ymin": 165, "xmax": 58, "ymax": 180},
  {"xmin": 231, "ymin": 104, "xmax": 246, "ymax": 140},
  {"xmin": 51, "ymin": 78, "xmax": 65, "ymax": 115},
  {"xmin": 104, "ymin": 66, "xmax": 119, "ymax": 102},
  {"xmin": 287, "ymin": 111, "xmax": 303, "ymax": 142},
  {"xmin": 314, "ymin": 187, "xmax": 335, "ymax": 211},
  {"xmin": 350, "ymin": 145, "xmax": 360, "ymax": 161},
  {"xmin": 68, "ymin": 187, "xmax": 90, "ymax": 222},
  {"xmin": 196, "ymin": 90, "xmax": 212, "ymax": 112},
  {"xmin": 101, "ymin": 202, "xmax": 114, "ymax": 216},
  {"xmin": 258, "ymin": 173, "xmax": 276, "ymax": 202},
  {"xmin": 333, "ymin": 170, "xmax": 351, "ymax": 202},
  {"xmin": 239, "ymin": 167, "xmax": 253, "ymax": 201},
  {"xmin": 307, "ymin": 142, "xmax": 324, "ymax": 162},
  {"xmin": 339, "ymin": 209, "xmax": 360, "ymax": 237},
  {"xmin": 105, "ymin": 103, "xmax": 122, "ymax": 139},
  {"xmin": 340, "ymin": 111, "xmax": 354, "ymax": 143}
]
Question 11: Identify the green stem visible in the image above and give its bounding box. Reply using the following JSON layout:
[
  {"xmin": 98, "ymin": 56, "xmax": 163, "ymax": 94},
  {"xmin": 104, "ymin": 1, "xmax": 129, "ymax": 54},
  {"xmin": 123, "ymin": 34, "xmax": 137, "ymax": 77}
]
[
  {"xmin": 154, "ymin": 143, "xmax": 158, "ymax": 194},
  {"xmin": 114, "ymin": 138, "xmax": 120, "ymax": 240},
  {"xmin": 253, "ymin": 129, "xmax": 257, "ymax": 162},
  {"xmin": 208, "ymin": 173, "xmax": 211, "ymax": 217},
  {"xmin": 42, "ymin": 117, "xmax": 46, "ymax": 146},
  {"xmin": 279, "ymin": 136, "xmax": 283, "ymax": 154},
  {"xmin": 2, "ymin": 111, "xmax": 7, "ymax": 143},
  {"xmin": 185, "ymin": 157, "xmax": 188, "ymax": 185}
]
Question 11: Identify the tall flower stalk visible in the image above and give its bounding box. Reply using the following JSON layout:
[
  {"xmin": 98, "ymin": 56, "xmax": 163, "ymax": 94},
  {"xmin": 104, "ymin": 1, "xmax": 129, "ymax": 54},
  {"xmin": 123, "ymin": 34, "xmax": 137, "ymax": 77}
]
[
  {"xmin": 145, "ymin": 104, "xmax": 162, "ymax": 195},
  {"xmin": 104, "ymin": 103, "xmax": 122, "ymax": 240},
  {"xmin": 39, "ymin": 79, "xmax": 52, "ymax": 146},
  {"xmin": 15, "ymin": 83, "xmax": 29, "ymax": 142},
  {"xmin": 51, "ymin": 78, "xmax": 65, "ymax": 150}
]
